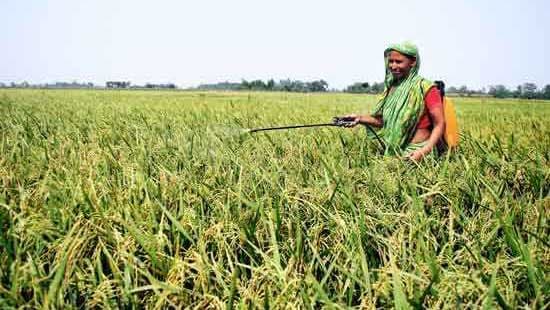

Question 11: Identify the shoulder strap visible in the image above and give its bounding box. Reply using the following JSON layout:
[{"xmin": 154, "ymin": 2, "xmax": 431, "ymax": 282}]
[
  {"xmin": 419, "ymin": 78, "xmax": 436, "ymax": 98},
  {"xmin": 434, "ymin": 80, "xmax": 445, "ymax": 98}
]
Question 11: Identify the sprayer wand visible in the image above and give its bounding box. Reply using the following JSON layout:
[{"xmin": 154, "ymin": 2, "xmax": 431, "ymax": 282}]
[{"xmin": 248, "ymin": 117, "xmax": 386, "ymax": 151}]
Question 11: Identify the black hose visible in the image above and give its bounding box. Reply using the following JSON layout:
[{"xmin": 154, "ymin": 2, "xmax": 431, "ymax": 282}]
[{"xmin": 364, "ymin": 124, "xmax": 386, "ymax": 152}]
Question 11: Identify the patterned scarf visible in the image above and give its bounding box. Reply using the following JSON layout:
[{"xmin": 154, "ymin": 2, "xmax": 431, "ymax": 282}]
[{"xmin": 372, "ymin": 42, "xmax": 433, "ymax": 155}]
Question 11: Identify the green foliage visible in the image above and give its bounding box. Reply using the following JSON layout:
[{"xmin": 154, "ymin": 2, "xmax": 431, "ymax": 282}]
[
  {"xmin": 488, "ymin": 83, "xmax": 550, "ymax": 99},
  {"xmin": 345, "ymin": 82, "xmax": 385, "ymax": 94},
  {"xmin": 197, "ymin": 79, "xmax": 329, "ymax": 92},
  {"xmin": 0, "ymin": 90, "xmax": 548, "ymax": 308},
  {"xmin": 106, "ymin": 81, "xmax": 131, "ymax": 88},
  {"xmin": 488, "ymin": 85, "xmax": 512, "ymax": 98}
]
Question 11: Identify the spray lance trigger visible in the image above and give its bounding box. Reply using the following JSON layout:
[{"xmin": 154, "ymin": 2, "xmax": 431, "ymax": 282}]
[{"xmin": 332, "ymin": 116, "xmax": 357, "ymax": 127}]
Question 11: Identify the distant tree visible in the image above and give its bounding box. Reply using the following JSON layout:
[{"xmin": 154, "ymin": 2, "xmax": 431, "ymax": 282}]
[
  {"xmin": 193, "ymin": 79, "xmax": 330, "ymax": 92},
  {"xmin": 251, "ymin": 80, "xmax": 267, "ymax": 90},
  {"xmin": 278, "ymin": 79, "xmax": 292, "ymax": 92},
  {"xmin": 370, "ymin": 82, "xmax": 385, "ymax": 93},
  {"xmin": 344, "ymin": 81, "xmax": 385, "ymax": 94},
  {"xmin": 197, "ymin": 81, "xmax": 239, "ymax": 90},
  {"xmin": 106, "ymin": 81, "xmax": 131, "ymax": 88},
  {"xmin": 296, "ymin": 82, "xmax": 306, "ymax": 92},
  {"xmin": 512, "ymin": 85, "xmax": 522, "ymax": 98},
  {"xmin": 143, "ymin": 83, "xmax": 177, "ymax": 89},
  {"xmin": 308, "ymin": 80, "xmax": 328, "ymax": 92},
  {"xmin": 488, "ymin": 85, "xmax": 511, "ymax": 98},
  {"xmin": 542, "ymin": 84, "xmax": 550, "ymax": 100},
  {"xmin": 521, "ymin": 82, "xmax": 537, "ymax": 99},
  {"xmin": 346, "ymin": 82, "xmax": 369, "ymax": 93}
]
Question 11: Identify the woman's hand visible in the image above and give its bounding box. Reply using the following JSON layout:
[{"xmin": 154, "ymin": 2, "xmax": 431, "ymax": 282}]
[
  {"xmin": 339, "ymin": 114, "xmax": 383, "ymax": 128},
  {"xmin": 341, "ymin": 114, "xmax": 360, "ymax": 127},
  {"xmin": 406, "ymin": 146, "xmax": 430, "ymax": 161}
]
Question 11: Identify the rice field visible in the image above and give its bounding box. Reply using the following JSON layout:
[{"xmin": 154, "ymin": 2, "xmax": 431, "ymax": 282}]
[{"xmin": 0, "ymin": 89, "xmax": 548, "ymax": 308}]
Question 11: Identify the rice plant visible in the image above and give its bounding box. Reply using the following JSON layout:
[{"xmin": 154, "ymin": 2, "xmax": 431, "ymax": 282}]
[{"xmin": 0, "ymin": 89, "xmax": 548, "ymax": 308}]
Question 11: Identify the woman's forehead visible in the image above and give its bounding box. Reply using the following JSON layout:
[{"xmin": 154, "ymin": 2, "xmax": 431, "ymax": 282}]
[
  {"xmin": 386, "ymin": 50, "xmax": 417, "ymax": 61},
  {"xmin": 387, "ymin": 50, "xmax": 406, "ymax": 58}
]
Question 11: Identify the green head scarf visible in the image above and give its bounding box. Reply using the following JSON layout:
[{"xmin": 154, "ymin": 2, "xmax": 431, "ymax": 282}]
[{"xmin": 372, "ymin": 41, "xmax": 433, "ymax": 155}]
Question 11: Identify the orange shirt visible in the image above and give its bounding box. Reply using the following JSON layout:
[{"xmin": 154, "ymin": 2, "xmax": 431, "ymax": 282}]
[{"xmin": 417, "ymin": 86, "xmax": 442, "ymax": 129}]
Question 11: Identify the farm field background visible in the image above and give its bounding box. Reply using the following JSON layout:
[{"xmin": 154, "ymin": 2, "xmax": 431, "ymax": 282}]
[{"xmin": 0, "ymin": 89, "xmax": 548, "ymax": 308}]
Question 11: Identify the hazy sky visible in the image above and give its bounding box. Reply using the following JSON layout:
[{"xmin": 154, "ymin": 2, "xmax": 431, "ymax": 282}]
[{"xmin": 1, "ymin": 0, "xmax": 549, "ymax": 89}]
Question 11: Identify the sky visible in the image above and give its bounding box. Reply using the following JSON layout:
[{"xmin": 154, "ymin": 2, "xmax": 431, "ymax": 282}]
[{"xmin": 1, "ymin": 0, "xmax": 549, "ymax": 90}]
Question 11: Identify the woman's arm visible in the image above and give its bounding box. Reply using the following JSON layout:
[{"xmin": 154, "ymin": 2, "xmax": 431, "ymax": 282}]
[
  {"xmin": 358, "ymin": 115, "xmax": 383, "ymax": 127},
  {"xmin": 342, "ymin": 114, "xmax": 383, "ymax": 128},
  {"xmin": 407, "ymin": 105, "xmax": 444, "ymax": 161}
]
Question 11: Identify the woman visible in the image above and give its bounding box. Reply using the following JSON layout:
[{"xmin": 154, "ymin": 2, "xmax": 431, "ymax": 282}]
[{"xmin": 345, "ymin": 42, "xmax": 445, "ymax": 161}]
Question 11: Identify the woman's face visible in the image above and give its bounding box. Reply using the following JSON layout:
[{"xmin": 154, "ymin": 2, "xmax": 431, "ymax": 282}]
[{"xmin": 387, "ymin": 50, "xmax": 416, "ymax": 81}]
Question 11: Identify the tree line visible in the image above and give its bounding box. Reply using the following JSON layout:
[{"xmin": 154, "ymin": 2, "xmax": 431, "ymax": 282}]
[
  {"xmin": 105, "ymin": 81, "xmax": 177, "ymax": 89},
  {"xmin": 346, "ymin": 82, "xmax": 550, "ymax": 99},
  {"xmin": 0, "ymin": 81, "xmax": 95, "ymax": 89},
  {"xmin": 345, "ymin": 82, "xmax": 385, "ymax": 94},
  {"xmin": 0, "ymin": 81, "xmax": 178, "ymax": 89},
  {"xmin": 2, "ymin": 80, "xmax": 550, "ymax": 99},
  {"xmin": 195, "ymin": 79, "xmax": 329, "ymax": 92},
  {"xmin": 486, "ymin": 83, "xmax": 550, "ymax": 99}
]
